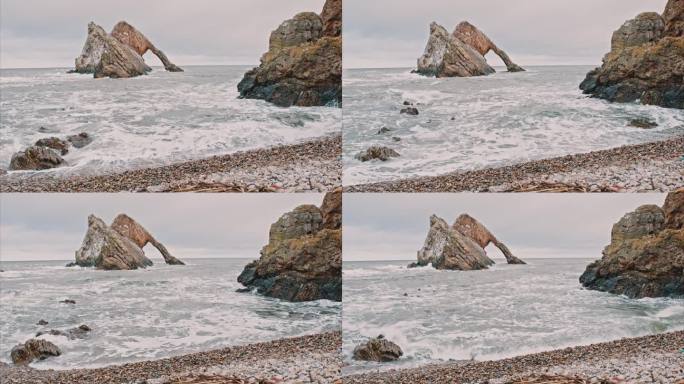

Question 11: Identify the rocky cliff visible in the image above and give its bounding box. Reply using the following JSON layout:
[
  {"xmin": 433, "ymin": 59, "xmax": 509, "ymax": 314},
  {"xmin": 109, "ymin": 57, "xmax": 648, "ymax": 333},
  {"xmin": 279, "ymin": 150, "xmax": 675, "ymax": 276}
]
[
  {"xmin": 416, "ymin": 21, "xmax": 524, "ymax": 77},
  {"xmin": 237, "ymin": 188, "xmax": 342, "ymax": 301},
  {"xmin": 579, "ymin": 0, "xmax": 683, "ymax": 109},
  {"xmin": 237, "ymin": 0, "xmax": 342, "ymax": 107},
  {"xmin": 414, "ymin": 214, "xmax": 524, "ymax": 270},
  {"xmin": 73, "ymin": 214, "xmax": 183, "ymax": 270},
  {"xmin": 72, "ymin": 21, "xmax": 182, "ymax": 79},
  {"xmin": 580, "ymin": 189, "xmax": 684, "ymax": 298}
]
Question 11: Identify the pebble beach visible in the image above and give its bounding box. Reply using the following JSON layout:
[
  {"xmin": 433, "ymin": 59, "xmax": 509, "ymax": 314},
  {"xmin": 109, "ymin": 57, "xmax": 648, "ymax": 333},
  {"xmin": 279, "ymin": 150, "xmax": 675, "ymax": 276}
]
[
  {"xmin": 0, "ymin": 135, "xmax": 341, "ymax": 193},
  {"xmin": 343, "ymin": 331, "xmax": 684, "ymax": 384},
  {"xmin": 345, "ymin": 136, "xmax": 684, "ymax": 193},
  {"xmin": 0, "ymin": 332, "xmax": 342, "ymax": 384}
]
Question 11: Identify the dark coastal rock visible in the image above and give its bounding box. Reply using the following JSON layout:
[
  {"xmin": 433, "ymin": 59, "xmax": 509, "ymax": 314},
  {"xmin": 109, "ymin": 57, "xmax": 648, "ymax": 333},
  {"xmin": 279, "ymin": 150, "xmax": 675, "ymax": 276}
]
[
  {"xmin": 580, "ymin": 0, "xmax": 684, "ymax": 109},
  {"xmin": 60, "ymin": 299, "xmax": 76, "ymax": 304},
  {"xmin": 35, "ymin": 137, "xmax": 69, "ymax": 155},
  {"xmin": 72, "ymin": 21, "xmax": 181, "ymax": 78},
  {"xmin": 237, "ymin": 189, "xmax": 342, "ymax": 302},
  {"xmin": 629, "ymin": 118, "xmax": 659, "ymax": 128},
  {"xmin": 36, "ymin": 320, "xmax": 48, "ymax": 326},
  {"xmin": 67, "ymin": 132, "xmax": 93, "ymax": 149},
  {"xmin": 36, "ymin": 325, "xmax": 91, "ymax": 340},
  {"xmin": 10, "ymin": 339, "xmax": 61, "ymax": 365},
  {"xmin": 111, "ymin": 214, "xmax": 184, "ymax": 265},
  {"xmin": 416, "ymin": 21, "xmax": 523, "ymax": 77},
  {"xmin": 376, "ymin": 127, "xmax": 392, "ymax": 135},
  {"xmin": 580, "ymin": 189, "xmax": 684, "ymax": 298},
  {"xmin": 400, "ymin": 107, "xmax": 419, "ymax": 115},
  {"xmin": 353, "ymin": 335, "xmax": 403, "ymax": 362},
  {"xmin": 415, "ymin": 214, "xmax": 524, "ymax": 270},
  {"xmin": 9, "ymin": 146, "xmax": 66, "ymax": 171},
  {"xmin": 355, "ymin": 146, "xmax": 400, "ymax": 162},
  {"xmin": 237, "ymin": 0, "xmax": 342, "ymax": 107}
]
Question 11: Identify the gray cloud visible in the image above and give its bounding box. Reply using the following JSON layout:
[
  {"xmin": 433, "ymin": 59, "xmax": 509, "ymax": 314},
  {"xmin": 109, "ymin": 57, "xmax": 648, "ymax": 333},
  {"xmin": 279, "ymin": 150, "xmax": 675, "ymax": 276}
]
[
  {"xmin": 343, "ymin": 0, "xmax": 669, "ymax": 68},
  {"xmin": 0, "ymin": 0, "xmax": 326, "ymax": 68},
  {"xmin": 0, "ymin": 194, "xmax": 323, "ymax": 261},
  {"xmin": 343, "ymin": 194, "xmax": 666, "ymax": 261}
]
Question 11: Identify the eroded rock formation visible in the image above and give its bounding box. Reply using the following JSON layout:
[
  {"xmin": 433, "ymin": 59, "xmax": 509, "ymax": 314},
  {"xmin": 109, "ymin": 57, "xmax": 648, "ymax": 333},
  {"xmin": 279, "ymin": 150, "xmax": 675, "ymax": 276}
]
[
  {"xmin": 580, "ymin": 189, "xmax": 684, "ymax": 298},
  {"xmin": 237, "ymin": 0, "xmax": 342, "ymax": 107},
  {"xmin": 237, "ymin": 188, "xmax": 342, "ymax": 302},
  {"xmin": 353, "ymin": 335, "xmax": 403, "ymax": 362},
  {"xmin": 73, "ymin": 214, "xmax": 183, "ymax": 270},
  {"xmin": 580, "ymin": 0, "xmax": 684, "ymax": 109},
  {"xmin": 413, "ymin": 214, "xmax": 524, "ymax": 270},
  {"xmin": 72, "ymin": 21, "xmax": 182, "ymax": 79},
  {"xmin": 10, "ymin": 339, "xmax": 61, "ymax": 365},
  {"xmin": 416, "ymin": 21, "xmax": 524, "ymax": 77},
  {"xmin": 9, "ymin": 146, "xmax": 66, "ymax": 171}
]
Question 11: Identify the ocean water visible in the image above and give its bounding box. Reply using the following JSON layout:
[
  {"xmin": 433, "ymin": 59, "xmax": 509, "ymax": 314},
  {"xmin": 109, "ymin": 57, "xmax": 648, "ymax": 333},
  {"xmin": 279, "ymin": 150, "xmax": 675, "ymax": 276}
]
[
  {"xmin": 343, "ymin": 66, "xmax": 684, "ymax": 185},
  {"xmin": 342, "ymin": 259, "xmax": 684, "ymax": 375},
  {"xmin": 0, "ymin": 258, "xmax": 341, "ymax": 369},
  {"xmin": 0, "ymin": 65, "xmax": 340, "ymax": 176}
]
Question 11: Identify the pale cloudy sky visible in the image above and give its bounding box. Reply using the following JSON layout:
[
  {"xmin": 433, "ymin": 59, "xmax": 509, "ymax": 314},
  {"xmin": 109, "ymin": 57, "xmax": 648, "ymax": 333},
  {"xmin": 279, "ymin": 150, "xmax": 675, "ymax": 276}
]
[
  {"xmin": 343, "ymin": 194, "xmax": 666, "ymax": 261},
  {"xmin": 0, "ymin": 194, "xmax": 322, "ymax": 261},
  {"xmin": 0, "ymin": 0, "xmax": 326, "ymax": 68},
  {"xmin": 343, "ymin": 0, "xmax": 670, "ymax": 68}
]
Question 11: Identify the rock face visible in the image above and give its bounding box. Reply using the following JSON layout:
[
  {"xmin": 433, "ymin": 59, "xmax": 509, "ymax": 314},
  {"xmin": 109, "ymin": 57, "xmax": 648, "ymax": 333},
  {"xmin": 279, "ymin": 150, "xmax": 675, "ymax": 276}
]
[
  {"xmin": 414, "ymin": 214, "xmax": 524, "ymax": 270},
  {"xmin": 237, "ymin": 0, "xmax": 342, "ymax": 107},
  {"xmin": 74, "ymin": 214, "xmax": 183, "ymax": 270},
  {"xmin": 580, "ymin": 0, "xmax": 684, "ymax": 109},
  {"xmin": 9, "ymin": 146, "xmax": 66, "ymax": 171},
  {"xmin": 353, "ymin": 335, "xmax": 403, "ymax": 362},
  {"xmin": 10, "ymin": 339, "xmax": 61, "ymax": 365},
  {"xmin": 72, "ymin": 21, "xmax": 182, "ymax": 79},
  {"xmin": 237, "ymin": 189, "xmax": 342, "ymax": 302},
  {"xmin": 580, "ymin": 189, "xmax": 684, "ymax": 298},
  {"xmin": 111, "ymin": 214, "xmax": 184, "ymax": 265},
  {"xmin": 416, "ymin": 21, "xmax": 524, "ymax": 77}
]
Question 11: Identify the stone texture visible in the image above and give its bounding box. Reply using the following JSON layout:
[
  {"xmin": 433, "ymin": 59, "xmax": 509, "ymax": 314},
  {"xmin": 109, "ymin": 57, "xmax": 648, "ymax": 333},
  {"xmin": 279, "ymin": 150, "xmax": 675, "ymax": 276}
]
[
  {"xmin": 34, "ymin": 137, "xmax": 69, "ymax": 155},
  {"xmin": 580, "ymin": 190, "xmax": 684, "ymax": 298},
  {"xmin": 237, "ymin": 190, "xmax": 342, "ymax": 302},
  {"xmin": 72, "ymin": 21, "xmax": 181, "ymax": 79},
  {"xmin": 414, "ymin": 214, "xmax": 524, "ymax": 270},
  {"xmin": 237, "ymin": 0, "xmax": 341, "ymax": 107},
  {"xmin": 353, "ymin": 335, "xmax": 403, "ymax": 362},
  {"xmin": 9, "ymin": 146, "xmax": 66, "ymax": 171},
  {"xmin": 580, "ymin": 1, "xmax": 684, "ymax": 109},
  {"xmin": 111, "ymin": 214, "xmax": 184, "ymax": 265},
  {"xmin": 66, "ymin": 132, "xmax": 93, "ymax": 149},
  {"xmin": 354, "ymin": 146, "xmax": 400, "ymax": 162},
  {"xmin": 10, "ymin": 339, "xmax": 61, "ymax": 365},
  {"xmin": 416, "ymin": 21, "xmax": 523, "ymax": 77}
]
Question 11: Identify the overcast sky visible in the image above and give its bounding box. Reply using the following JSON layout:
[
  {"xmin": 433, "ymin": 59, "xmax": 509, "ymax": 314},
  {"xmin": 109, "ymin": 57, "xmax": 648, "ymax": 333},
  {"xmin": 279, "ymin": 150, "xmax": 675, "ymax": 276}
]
[
  {"xmin": 0, "ymin": 194, "xmax": 322, "ymax": 261},
  {"xmin": 343, "ymin": 194, "xmax": 666, "ymax": 261},
  {"xmin": 344, "ymin": 0, "xmax": 669, "ymax": 68},
  {"xmin": 0, "ymin": 0, "xmax": 325, "ymax": 69}
]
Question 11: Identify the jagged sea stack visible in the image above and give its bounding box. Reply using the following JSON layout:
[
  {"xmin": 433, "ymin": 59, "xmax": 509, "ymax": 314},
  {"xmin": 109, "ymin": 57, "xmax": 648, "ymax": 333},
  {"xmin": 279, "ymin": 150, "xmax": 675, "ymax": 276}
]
[
  {"xmin": 416, "ymin": 21, "xmax": 524, "ymax": 77},
  {"xmin": 579, "ymin": 0, "xmax": 684, "ymax": 109},
  {"xmin": 412, "ymin": 213, "xmax": 524, "ymax": 270},
  {"xmin": 237, "ymin": 0, "xmax": 342, "ymax": 107},
  {"xmin": 580, "ymin": 189, "xmax": 684, "ymax": 298},
  {"xmin": 237, "ymin": 188, "xmax": 342, "ymax": 301},
  {"xmin": 72, "ymin": 21, "xmax": 182, "ymax": 79}
]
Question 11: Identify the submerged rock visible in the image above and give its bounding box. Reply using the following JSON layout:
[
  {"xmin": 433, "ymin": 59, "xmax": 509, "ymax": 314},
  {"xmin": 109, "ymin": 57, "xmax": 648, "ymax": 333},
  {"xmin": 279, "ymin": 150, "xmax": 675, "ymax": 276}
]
[
  {"xmin": 416, "ymin": 21, "xmax": 523, "ymax": 77},
  {"xmin": 10, "ymin": 339, "xmax": 61, "ymax": 365},
  {"xmin": 237, "ymin": 0, "xmax": 341, "ymax": 107},
  {"xmin": 237, "ymin": 189, "xmax": 342, "ymax": 302},
  {"xmin": 400, "ymin": 107, "xmax": 419, "ymax": 115},
  {"xmin": 355, "ymin": 146, "xmax": 400, "ymax": 162},
  {"xmin": 414, "ymin": 214, "xmax": 524, "ymax": 270},
  {"xmin": 9, "ymin": 146, "xmax": 66, "ymax": 171},
  {"xmin": 36, "ymin": 325, "xmax": 91, "ymax": 340},
  {"xmin": 353, "ymin": 335, "xmax": 403, "ymax": 362},
  {"xmin": 67, "ymin": 132, "xmax": 93, "ymax": 149},
  {"xmin": 629, "ymin": 117, "xmax": 659, "ymax": 128},
  {"xmin": 580, "ymin": 189, "xmax": 684, "ymax": 298},
  {"xmin": 72, "ymin": 21, "xmax": 181, "ymax": 79},
  {"xmin": 35, "ymin": 137, "xmax": 69, "ymax": 155},
  {"xmin": 60, "ymin": 299, "xmax": 76, "ymax": 304},
  {"xmin": 580, "ymin": 0, "xmax": 684, "ymax": 109},
  {"xmin": 36, "ymin": 320, "xmax": 49, "ymax": 326},
  {"xmin": 111, "ymin": 214, "xmax": 184, "ymax": 265}
]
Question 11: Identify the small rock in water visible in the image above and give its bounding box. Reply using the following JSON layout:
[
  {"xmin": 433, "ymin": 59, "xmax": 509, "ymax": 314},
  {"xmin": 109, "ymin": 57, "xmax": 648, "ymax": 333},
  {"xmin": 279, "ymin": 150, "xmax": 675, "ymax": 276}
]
[
  {"xmin": 35, "ymin": 137, "xmax": 69, "ymax": 155},
  {"xmin": 392, "ymin": 137, "xmax": 401, "ymax": 142},
  {"xmin": 37, "ymin": 319, "xmax": 49, "ymax": 326},
  {"xmin": 9, "ymin": 146, "xmax": 66, "ymax": 171},
  {"xmin": 235, "ymin": 287, "xmax": 252, "ymax": 293},
  {"xmin": 353, "ymin": 335, "xmax": 403, "ymax": 362},
  {"xmin": 60, "ymin": 299, "xmax": 76, "ymax": 304},
  {"xmin": 403, "ymin": 100, "xmax": 413, "ymax": 106},
  {"xmin": 67, "ymin": 132, "xmax": 93, "ymax": 148},
  {"xmin": 355, "ymin": 146, "xmax": 400, "ymax": 162},
  {"xmin": 376, "ymin": 127, "xmax": 391, "ymax": 134},
  {"xmin": 628, "ymin": 118, "xmax": 658, "ymax": 129},
  {"xmin": 400, "ymin": 107, "xmax": 419, "ymax": 115},
  {"xmin": 10, "ymin": 339, "xmax": 61, "ymax": 365},
  {"xmin": 451, "ymin": 116, "xmax": 456, "ymax": 121},
  {"xmin": 36, "ymin": 324, "xmax": 92, "ymax": 340}
]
